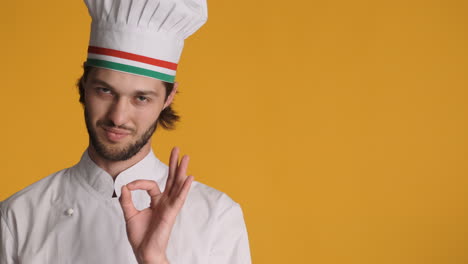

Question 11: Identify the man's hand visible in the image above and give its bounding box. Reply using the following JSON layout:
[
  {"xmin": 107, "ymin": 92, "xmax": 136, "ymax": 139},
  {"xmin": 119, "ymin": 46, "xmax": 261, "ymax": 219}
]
[{"xmin": 119, "ymin": 147, "xmax": 194, "ymax": 264}]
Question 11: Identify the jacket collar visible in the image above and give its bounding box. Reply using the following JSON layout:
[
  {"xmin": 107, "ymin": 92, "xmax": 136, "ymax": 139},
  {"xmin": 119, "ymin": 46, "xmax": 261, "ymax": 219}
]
[{"xmin": 74, "ymin": 148, "xmax": 168, "ymax": 200}]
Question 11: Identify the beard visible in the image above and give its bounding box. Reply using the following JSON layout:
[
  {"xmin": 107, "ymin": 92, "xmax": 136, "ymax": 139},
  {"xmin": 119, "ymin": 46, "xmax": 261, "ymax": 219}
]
[{"xmin": 84, "ymin": 107, "xmax": 158, "ymax": 161}]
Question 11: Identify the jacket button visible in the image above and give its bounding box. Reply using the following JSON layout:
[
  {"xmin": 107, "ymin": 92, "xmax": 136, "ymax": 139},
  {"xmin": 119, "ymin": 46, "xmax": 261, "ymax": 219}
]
[{"xmin": 65, "ymin": 208, "xmax": 74, "ymax": 216}]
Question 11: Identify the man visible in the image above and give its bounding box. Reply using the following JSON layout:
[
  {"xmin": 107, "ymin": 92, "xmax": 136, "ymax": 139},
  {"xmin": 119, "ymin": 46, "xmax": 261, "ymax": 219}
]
[{"xmin": 0, "ymin": 0, "xmax": 251, "ymax": 263}]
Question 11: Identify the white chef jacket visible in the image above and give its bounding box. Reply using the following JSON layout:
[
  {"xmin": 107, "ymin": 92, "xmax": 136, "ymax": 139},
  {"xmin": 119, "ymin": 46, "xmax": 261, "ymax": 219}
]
[{"xmin": 0, "ymin": 149, "xmax": 251, "ymax": 264}]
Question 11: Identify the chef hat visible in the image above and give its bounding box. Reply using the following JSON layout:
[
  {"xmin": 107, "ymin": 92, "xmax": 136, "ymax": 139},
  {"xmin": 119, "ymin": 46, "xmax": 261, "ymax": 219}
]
[{"xmin": 83, "ymin": 0, "xmax": 208, "ymax": 83}]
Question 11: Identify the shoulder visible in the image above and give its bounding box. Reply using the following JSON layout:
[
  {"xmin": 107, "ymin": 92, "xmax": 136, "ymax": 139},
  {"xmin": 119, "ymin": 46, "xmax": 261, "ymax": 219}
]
[
  {"xmin": 0, "ymin": 168, "xmax": 71, "ymax": 218},
  {"xmin": 156, "ymin": 161, "xmax": 240, "ymax": 213},
  {"xmin": 191, "ymin": 180, "xmax": 238, "ymax": 204},
  {"xmin": 183, "ymin": 180, "xmax": 243, "ymax": 219}
]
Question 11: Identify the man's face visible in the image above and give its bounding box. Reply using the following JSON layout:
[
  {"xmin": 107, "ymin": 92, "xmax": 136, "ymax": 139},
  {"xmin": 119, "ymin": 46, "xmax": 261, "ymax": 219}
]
[{"xmin": 83, "ymin": 68, "xmax": 173, "ymax": 161}]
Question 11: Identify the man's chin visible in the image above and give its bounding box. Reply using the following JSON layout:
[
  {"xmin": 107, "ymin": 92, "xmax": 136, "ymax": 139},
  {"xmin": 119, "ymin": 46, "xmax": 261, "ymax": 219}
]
[
  {"xmin": 92, "ymin": 137, "xmax": 134, "ymax": 160},
  {"xmin": 102, "ymin": 137, "xmax": 131, "ymax": 145},
  {"xmin": 96, "ymin": 146, "xmax": 135, "ymax": 161}
]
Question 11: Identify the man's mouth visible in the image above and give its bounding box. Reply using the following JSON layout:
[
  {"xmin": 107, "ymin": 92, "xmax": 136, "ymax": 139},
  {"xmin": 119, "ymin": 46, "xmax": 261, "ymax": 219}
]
[{"xmin": 102, "ymin": 127, "xmax": 132, "ymax": 142}]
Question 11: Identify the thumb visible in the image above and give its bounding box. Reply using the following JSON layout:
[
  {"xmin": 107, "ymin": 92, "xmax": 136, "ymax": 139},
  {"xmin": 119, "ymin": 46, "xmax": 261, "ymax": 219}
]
[{"xmin": 119, "ymin": 185, "xmax": 139, "ymax": 222}]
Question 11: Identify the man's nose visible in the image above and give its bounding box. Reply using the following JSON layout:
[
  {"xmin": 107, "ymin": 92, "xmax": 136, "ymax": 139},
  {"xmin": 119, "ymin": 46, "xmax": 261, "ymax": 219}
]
[{"xmin": 106, "ymin": 98, "xmax": 130, "ymax": 127}]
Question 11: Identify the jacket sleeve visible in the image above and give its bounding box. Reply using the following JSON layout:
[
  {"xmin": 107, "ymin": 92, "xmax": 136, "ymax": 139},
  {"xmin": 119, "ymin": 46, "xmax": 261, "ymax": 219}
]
[
  {"xmin": 208, "ymin": 199, "xmax": 252, "ymax": 264},
  {"xmin": 0, "ymin": 203, "xmax": 17, "ymax": 264}
]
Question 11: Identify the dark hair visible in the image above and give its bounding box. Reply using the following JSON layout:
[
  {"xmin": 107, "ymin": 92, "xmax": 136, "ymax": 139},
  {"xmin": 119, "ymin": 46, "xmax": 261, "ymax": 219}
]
[{"xmin": 76, "ymin": 63, "xmax": 180, "ymax": 130}]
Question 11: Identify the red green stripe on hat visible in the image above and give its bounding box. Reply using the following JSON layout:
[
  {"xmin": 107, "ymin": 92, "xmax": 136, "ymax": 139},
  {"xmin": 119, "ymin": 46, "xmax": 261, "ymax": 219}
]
[
  {"xmin": 88, "ymin": 46, "xmax": 178, "ymax": 70},
  {"xmin": 86, "ymin": 46, "xmax": 177, "ymax": 83},
  {"xmin": 85, "ymin": 58, "xmax": 176, "ymax": 83}
]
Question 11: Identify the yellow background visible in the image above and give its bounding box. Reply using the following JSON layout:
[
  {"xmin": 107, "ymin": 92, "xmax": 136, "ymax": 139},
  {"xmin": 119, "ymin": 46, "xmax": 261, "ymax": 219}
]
[{"xmin": 1, "ymin": 0, "xmax": 468, "ymax": 263}]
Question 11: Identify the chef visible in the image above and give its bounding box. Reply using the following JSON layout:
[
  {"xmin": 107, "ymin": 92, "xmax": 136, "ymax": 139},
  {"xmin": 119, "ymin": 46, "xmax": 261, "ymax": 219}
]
[{"xmin": 0, "ymin": 0, "xmax": 251, "ymax": 263}]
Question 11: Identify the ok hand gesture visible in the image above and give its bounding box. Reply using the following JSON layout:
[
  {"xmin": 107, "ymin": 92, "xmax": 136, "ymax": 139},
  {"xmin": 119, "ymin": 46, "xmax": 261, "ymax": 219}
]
[{"xmin": 119, "ymin": 147, "xmax": 194, "ymax": 264}]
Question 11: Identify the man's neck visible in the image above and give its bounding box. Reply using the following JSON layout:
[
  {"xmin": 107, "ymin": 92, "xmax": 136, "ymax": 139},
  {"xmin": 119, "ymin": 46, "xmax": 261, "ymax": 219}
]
[{"xmin": 87, "ymin": 143, "xmax": 152, "ymax": 180}]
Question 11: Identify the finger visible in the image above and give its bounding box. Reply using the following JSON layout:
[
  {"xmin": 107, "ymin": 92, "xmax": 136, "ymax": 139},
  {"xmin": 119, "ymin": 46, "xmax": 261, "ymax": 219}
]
[
  {"xmin": 165, "ymin": 147, "xmax": 179, "ymax": 194},
  {"xmin": 119, "ymin": 185, "xmax": 139, "ymax": 222},
  {"xmin": 169, "ymin": 155, "xmax": 190, "ymax": 197},
  {"xmin": 173, "ymin": 175, "xmax": 194, "ymax": 208},
  {"xmin": 126, "ymin": 179, "xmax": 162, "ymax": 197}
]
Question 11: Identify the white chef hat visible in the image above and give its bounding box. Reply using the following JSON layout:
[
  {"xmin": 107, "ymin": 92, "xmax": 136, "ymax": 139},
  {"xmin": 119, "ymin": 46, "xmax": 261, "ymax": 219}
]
[{"xmin": 83, "ymin": 0, "xmax": 208, "ymax": 83}]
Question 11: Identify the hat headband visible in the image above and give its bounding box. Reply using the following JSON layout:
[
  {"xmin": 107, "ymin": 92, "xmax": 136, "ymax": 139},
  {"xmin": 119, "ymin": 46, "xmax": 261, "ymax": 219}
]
[{"xmin": 86, "ymin": 45, "xmax": 177, "ymax": 83}]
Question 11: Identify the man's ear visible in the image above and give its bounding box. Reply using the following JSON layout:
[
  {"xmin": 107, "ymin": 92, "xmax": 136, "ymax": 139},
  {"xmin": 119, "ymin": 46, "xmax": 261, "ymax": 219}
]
[{"xmin": 163, "ymin": 81, "xmax": 178, "ymax": 109}]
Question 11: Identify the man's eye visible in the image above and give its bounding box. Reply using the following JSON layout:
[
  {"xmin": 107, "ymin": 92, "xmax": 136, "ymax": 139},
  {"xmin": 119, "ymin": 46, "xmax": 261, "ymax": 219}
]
[
  {"xmin": 98, "ymin": 88, "xmax": 111, "ymax": 94},
  {"xmin": 137, "ymin": 96, "xmax": 148, "ymax": 102}
]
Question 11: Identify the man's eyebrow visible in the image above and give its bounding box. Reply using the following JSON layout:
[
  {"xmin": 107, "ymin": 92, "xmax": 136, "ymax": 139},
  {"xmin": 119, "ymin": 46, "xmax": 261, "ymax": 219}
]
[
  {"xmin": 89, "ymin": 79, "xmax": 114, "ymax": 89},
  {"xmin": 89, "ymin": 78, "xmax": 159, "ymax": 96},
  {"xmin": 134, "ymin": 90, "xmax": 159, "ymax": 96}
]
